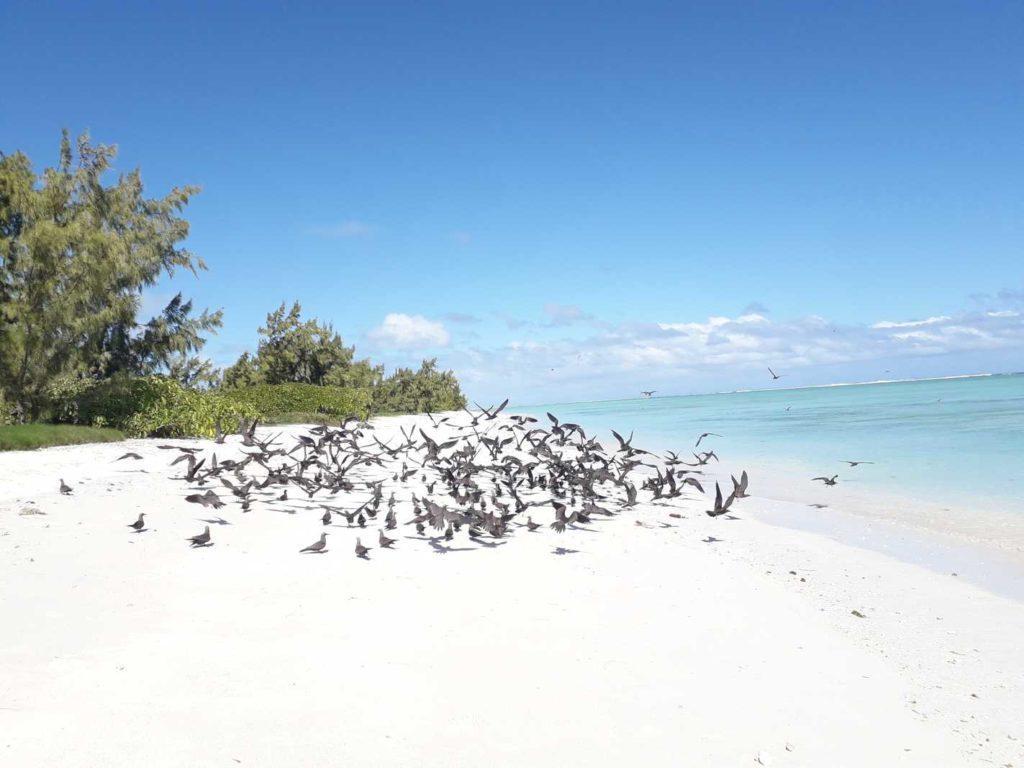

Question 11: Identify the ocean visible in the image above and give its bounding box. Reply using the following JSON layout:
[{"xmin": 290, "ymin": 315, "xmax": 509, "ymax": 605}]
[{"xmin": 521, "ymin": 373, "xmax": 1024, "ymax": 516}]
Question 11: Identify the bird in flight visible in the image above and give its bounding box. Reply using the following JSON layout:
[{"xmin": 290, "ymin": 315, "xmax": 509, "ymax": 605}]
[
  {"xmin": 812, "ymin": 475, "xmax": 839, "ymax": 486},
  {"xmin": 640, "ymin": 390, "xmax": 656, "ymax": 398},
  {"xmin": 695, "ymin": 432, "xmax": 721, "ymax": 448},
  {"xmin": 841, "ymin": 460, "xmax": 874, "ymax": 467},
  {"xmin": 768, "ymin": 367, "xmax": 782, "ymax": 380}
]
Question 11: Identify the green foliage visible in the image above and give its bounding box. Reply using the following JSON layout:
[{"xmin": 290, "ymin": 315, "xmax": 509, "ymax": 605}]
[
  {"xmin": 372, "ymin": 358, "xmax": 467, "ymax": 414},
  {"xmin": 50, "ymin": 375, "xmax": 260, "ymax": 438},
  {"xmin": 222, "ymin": 383, "xmax": 371, "ymax": 420},
  {"xmin": 221, "ymin": 351, "xmax": 262, "ymax": 388},
  {"xmin": 223, "ymin": 304, "xmax": 466, "ymax": 416},
  {"xmin": 0, "ymin": 131, "xmax": 219, "ymax": 418},
  {"xmin": 253, "ymin": 301, "xmax": 355, "ymax": 385},
  {"xmin": 0, "ymin": 423, "xmax": 125, "ymax": 451}
]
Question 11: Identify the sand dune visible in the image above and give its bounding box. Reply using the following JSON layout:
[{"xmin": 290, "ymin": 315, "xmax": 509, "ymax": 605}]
[{"xmin": 1, "ymin": 414, "xmax": 1021, "ymax": 767}]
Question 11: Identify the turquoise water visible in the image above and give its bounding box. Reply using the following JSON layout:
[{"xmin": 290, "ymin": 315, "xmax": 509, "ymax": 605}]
[{"xmin": 521, "ymin": 374, "xmax": 1024, "ymax": 513}]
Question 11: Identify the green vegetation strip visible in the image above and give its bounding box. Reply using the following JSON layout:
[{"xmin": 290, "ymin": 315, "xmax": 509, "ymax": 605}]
[{"xmin": 0, "ymin": 424, "xmax": 125, "ymax": 451}]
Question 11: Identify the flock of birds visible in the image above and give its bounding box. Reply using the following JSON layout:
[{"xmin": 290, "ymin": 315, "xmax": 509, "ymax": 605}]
[{"xmin": 62, "ymin": 400, "xmax": 767, "ymax": 558}]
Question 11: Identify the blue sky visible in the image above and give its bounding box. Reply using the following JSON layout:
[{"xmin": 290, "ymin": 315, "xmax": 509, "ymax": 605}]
[{"xmin": 2, "ymin": 1, "xmax": 1022, "ymax": 402}]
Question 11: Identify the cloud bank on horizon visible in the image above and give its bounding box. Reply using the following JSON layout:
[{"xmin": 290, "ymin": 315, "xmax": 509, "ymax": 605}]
[{"xmin": 362, "ymin": 290, "xmax": 1024, "ymax": 403}]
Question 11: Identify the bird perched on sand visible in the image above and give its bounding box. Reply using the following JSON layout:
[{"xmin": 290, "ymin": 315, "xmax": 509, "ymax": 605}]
[
  {"xmin": 300, "ymin": 533, "xmax": 328, "ymax": 553},
  {"xmin": 378, "ymin": 529, "xmax": 396, "ymax": 549},
  {"xmin": 127, "ymin": 513, "xmax": 146, "ymax": 531},
  {"xmin": 525, "ymin": 516, "xmax": 541, "ymax": 532},
  {"xmin": 354, "ymin": 538, "xmax": 370, "ymax": 558},
  {"xmin": 321, "ymin": 508, "xmax": 332, "ymax": 526},
  {"xmin": 812, "ymin": 475, "xmax": 839, "ymax": 486},
  {"xmin": 59, "ymin": 479, "xmax": 73, "ymax": 495},
  {"xmin": 187, "ymin": 525, "xmax": 212, "ymax": 547}
]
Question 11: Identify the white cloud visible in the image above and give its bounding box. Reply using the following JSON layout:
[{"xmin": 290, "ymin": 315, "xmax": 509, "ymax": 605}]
[
  {"xmin": 309, "ymin": 219, "xmax": 374, "ymax": 238},
  {"xmin": 368, "ymin": 313, "xmax": 450, "ymax": 349},
  {"xmin": 872, "ymin": 315, "xmax": 950, "ymax": 329},
  {"xmin": 440, "ymin": 301, "xmax": 1024, "ymax": 401}
]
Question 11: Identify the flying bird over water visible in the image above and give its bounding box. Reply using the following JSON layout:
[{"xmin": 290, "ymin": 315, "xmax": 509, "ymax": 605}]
[
  {"xmin": 812, "ymin": 475, "xmax": 839, "ymax": 486},
  {"xmin": 695, "ymin": 432, "xmax": 721, "ymax": 448},
  {"xmin": 768, "ymin": 367, "xmax": 782, "ymax": 380},
  {"xmin": 841, "ymin": 460, "xmax": 874, "ymax": 467},
  {"xmin": 640, "ymin": 390, "xmax": 656, "ymax": 398}
]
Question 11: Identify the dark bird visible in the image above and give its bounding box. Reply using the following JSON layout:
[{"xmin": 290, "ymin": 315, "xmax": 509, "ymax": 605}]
[
  {"xmin": 378, "ymin": 529, "xmax": 396, "ymax": 549},
  {"xmin": 695, "ymin": 432, "xmax": 721, "ymax": 448},
  {"xmin": 841, "ymin": 460, "xmax": 874, "ymax": 467},
  {"xmin": 321, "ymin": 508, "xmax": 332, "ymax": 526},
  {"xmin": 705, "ymin": 482, "xmax": 736, "ymax": 518},
  {"xmin": 59, "ymin": 479, "xmax": 73, "ymax": 495},
  {"xmin": 115, "ymin": 452, "xmax": 143, "ymax": 461},
  {"xmin": 730, "ymin": 470, "xmax": 750, "ymax": 498},
  {"xmin": 355, "ymin": 537, "xmax": 370, "ymax": 558},
  {"xmin": 185, "ymin": 490, "xmax": 225, "ymax": 509},
  {"xmin": 525, "ymin": 516, "xmax": 541, "ymax": 532},
  {"xmin": 640, "ymin": 390, "xmax": 656, "ymax": 398},
  {"xmin": 187, "ymin": 525, "xmax": 212, "ymax": 547},
  {"xmin": 300, "ymin": 533, "xmax": 328, "ymax": 553},
  {"xmin": 768, "ymin": 367, "xmax": 782, "ymax": 380},
  {"xmin": 127, "ymin": 513, "xmax": 146, "ymax": 531},
  {"xmin": 812, "ymin": 475, "xmax": 839, "ymax": 486}
]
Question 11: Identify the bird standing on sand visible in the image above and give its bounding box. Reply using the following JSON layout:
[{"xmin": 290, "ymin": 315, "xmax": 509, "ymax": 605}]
[
  {"xmin": 321, "ymin": 508, "xmax": 332, "ymax": 526},
  {"xmin": 127, "ymin": 513, "xmax": 146, "ymax": 531},
  {"xmin": 525, "ymin": 516, "xmax": 541, "ymax": 532},
  {"xmin": 59, "ymin": 479, "xmax": 73, "ymax": 495},
  {"xmin": 378, "ymin": 529, "xmax": 396, "ymax": 549},
  {"xmin": 300, "ymin": 533, "xmax": 328, "ymax": 553},
  {"xmin": 355, "ymin": 538, "xmax": 370, "ymax": 558},
  {"xmin": 187, "ymin": 525, "xmax": 212, "ymax": 547}
]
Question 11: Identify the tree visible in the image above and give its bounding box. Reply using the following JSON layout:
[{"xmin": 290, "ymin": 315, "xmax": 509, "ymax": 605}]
[
  {"xmin": 0, "ymin": 131, "xmax": 218, "ymax": 416},
  {"xmin": 223, "ymin": 302, "xmax": 360, "ymax": 387},
  {"xmin": 372, "ymin": 358, "xmax": 466, "ymax": 414}
]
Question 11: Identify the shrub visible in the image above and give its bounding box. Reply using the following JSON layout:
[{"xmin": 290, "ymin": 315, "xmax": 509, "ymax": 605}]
[
  {"xmin": 50, "ymin": 375, "xmax": 261, "ymax": 438},
  {"xmin": 220, "ymin": 383, "xmax": 372, "ymax": 419}
]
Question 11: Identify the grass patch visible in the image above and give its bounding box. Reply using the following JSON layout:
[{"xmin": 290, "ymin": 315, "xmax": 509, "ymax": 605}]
[{"xmin": 0, "ymin": 423, "xmax": 125, "ymax": 451}]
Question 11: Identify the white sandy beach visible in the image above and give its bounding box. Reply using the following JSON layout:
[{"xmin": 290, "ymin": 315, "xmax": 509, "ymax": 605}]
[{"xmin": 2, "ymin": 414, "xmax": 1023, "ymax": 767}]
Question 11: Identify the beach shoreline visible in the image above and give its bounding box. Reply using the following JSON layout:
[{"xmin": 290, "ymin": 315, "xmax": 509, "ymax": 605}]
[{"xmin": 2, "ymin": 414, "xmax": 1022, "ymax": 766}]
